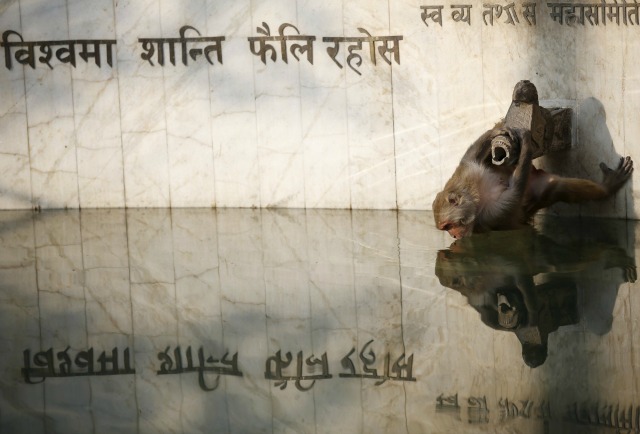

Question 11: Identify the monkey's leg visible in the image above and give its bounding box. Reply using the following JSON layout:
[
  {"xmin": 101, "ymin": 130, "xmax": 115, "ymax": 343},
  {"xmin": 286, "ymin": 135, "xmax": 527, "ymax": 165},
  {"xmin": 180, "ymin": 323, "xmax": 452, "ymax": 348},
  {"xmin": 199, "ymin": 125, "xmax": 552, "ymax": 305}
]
[{"xmin": 526, "ymin": 157, "xmax": 633, "ymax": 213}]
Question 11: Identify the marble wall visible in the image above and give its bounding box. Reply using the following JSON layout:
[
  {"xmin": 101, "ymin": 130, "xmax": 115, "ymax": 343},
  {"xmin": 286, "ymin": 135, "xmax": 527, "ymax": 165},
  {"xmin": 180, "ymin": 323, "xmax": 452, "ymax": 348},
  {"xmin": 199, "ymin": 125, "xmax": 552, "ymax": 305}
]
[
  {"xmin": 0, "ymin": 0, "xmax": 638, "ymax": 216},
  {"xmin": 1, "ymin": 208, "xmax": 639, "ymax": 433}
]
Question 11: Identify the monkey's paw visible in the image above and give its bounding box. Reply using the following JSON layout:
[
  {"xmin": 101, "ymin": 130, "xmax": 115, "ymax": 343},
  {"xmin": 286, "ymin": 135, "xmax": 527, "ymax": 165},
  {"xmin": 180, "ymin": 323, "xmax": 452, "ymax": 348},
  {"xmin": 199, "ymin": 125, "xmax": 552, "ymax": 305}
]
[{"xmin": 600, "ymin": 156, "xmax": 633, "ymax": 194}]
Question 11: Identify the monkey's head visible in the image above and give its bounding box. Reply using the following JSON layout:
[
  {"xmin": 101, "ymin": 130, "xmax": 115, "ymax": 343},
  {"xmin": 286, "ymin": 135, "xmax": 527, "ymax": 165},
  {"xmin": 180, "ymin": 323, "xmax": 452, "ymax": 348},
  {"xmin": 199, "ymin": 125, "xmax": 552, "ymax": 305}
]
[{"xmin": 432, "ymin": 189, "xmax": 477, "ymax": 239}]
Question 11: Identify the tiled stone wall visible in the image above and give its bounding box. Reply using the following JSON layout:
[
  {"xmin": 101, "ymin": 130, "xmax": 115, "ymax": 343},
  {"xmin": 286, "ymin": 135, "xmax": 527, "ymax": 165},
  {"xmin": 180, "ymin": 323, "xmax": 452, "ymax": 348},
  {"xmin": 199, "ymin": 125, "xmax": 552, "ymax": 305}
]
[{"xmin": 0, "ymin": 0, "xmax": 638, "ymax": 215}]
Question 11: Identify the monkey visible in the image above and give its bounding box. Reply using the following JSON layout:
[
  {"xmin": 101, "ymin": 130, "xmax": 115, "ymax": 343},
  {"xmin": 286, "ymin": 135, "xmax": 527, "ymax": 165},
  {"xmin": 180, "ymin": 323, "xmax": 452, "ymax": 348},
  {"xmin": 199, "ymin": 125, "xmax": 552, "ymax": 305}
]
[{"xmin": 433, "ymin": 125, "xmax": 634, "ymax": 239}]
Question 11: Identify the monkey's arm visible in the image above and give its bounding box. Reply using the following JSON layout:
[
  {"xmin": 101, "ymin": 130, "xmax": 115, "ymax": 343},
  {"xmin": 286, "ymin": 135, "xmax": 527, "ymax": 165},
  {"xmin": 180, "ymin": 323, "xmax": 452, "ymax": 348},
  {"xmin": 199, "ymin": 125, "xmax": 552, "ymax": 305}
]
[
  {"xmin": 525, "ymin": 156, "xmax": 633, "ymax": 214},
  {"xmin": 482, "ymin": 131, "xmax": 532, "ymax": 226},
  {"xmin": 509, "ymin": 132, "xmax": 533, "ymax": 194}
]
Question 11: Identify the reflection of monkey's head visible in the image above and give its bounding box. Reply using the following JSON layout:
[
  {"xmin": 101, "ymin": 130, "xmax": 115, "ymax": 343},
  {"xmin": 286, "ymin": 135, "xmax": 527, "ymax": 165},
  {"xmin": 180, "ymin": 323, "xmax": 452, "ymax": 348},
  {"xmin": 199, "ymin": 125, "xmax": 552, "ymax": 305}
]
[
  {"xmin": 434, "ymin": 233, "xmax": 532, "ymax": 295},
  {"xmin": 435, "ymin": 249, "xmax": 498, "ymax": 294}
]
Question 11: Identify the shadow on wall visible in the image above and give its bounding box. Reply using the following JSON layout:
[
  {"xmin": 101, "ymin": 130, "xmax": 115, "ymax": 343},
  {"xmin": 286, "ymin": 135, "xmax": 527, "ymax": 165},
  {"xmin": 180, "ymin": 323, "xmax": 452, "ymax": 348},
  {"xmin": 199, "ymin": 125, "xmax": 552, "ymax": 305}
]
[
  {"xmin": 537, "ymin": 97, "xmax": 634, "ymax": 219},
  {"xmin": 0, "ymin": 186, "xmax": 36, "ymax": 210}
]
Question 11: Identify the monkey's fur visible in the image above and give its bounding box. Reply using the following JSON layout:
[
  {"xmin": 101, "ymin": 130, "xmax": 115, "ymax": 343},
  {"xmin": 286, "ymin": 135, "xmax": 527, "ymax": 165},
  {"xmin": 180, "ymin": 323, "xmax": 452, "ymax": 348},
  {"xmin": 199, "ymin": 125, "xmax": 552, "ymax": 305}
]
[{"xmin": 433, "ymin": 126, "xmax": 633, "ymax": 239}]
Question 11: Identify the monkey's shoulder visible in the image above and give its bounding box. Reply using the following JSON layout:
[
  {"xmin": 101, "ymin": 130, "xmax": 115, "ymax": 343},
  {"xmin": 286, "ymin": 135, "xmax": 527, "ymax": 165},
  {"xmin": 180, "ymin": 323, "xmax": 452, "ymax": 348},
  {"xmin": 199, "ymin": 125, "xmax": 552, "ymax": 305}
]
[{"xmin": 460, "ymin": 161, "xmax": 508, "ymax": 198}]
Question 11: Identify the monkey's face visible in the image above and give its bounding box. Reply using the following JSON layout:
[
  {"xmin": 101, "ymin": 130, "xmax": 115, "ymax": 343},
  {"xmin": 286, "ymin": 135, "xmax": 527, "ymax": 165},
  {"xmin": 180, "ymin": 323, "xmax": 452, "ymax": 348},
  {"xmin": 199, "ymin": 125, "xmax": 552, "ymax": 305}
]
[
  {"xmin": 433, "ymin": 190, "xmax": 476, "ymax": 239},
  {"xmin": 441, "ymin": 221, "xmax": 469, "ymax": 239}
]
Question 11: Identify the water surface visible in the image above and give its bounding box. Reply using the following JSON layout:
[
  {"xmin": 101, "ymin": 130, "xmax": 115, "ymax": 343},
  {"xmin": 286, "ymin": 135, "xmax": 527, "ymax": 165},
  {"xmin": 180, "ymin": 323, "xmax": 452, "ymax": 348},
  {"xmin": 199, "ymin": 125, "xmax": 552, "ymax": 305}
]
[{"xmin": 0, "ymin": 208, "xmax": 637, "ymax": 433}]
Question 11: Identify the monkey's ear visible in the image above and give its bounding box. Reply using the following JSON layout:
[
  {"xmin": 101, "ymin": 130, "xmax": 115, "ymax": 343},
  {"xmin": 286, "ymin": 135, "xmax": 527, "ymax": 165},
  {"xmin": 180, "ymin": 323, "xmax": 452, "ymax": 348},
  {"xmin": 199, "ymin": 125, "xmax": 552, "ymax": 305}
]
[{"xmin": 447, "ymin": 192, "xmax": 461, "ymax": 206}]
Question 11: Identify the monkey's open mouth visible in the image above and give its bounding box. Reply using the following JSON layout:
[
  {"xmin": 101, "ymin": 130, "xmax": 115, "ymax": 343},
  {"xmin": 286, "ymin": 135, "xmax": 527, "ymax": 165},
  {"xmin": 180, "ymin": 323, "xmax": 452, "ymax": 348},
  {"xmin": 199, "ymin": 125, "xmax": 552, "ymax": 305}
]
[{"xmin": 497, "ymin": 293, "xmax": 520, "ymax": 329}]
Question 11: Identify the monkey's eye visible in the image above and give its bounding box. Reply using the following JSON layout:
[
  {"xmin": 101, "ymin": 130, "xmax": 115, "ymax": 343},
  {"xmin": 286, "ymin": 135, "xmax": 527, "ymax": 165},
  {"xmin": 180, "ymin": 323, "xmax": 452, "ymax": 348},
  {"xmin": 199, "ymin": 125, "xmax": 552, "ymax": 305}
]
[{"xmin": 442, "ymin": 223, "xmax": 452, "ymax": 231}]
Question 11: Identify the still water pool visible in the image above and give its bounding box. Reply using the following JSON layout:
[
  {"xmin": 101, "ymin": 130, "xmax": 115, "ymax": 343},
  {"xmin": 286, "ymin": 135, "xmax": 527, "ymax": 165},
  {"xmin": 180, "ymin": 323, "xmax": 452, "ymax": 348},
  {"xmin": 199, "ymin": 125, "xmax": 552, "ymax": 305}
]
[{"xmin": 0, "ymin": 208, "xmax": 637, "ymax": 434}]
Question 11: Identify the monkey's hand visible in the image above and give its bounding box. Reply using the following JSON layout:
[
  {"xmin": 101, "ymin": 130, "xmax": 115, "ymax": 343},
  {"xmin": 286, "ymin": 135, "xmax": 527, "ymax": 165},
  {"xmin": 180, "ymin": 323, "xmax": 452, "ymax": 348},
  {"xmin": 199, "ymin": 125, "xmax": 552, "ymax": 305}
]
[{"xmin": 600, "ymin": 156, "xmax": 633, "ymax": 195}]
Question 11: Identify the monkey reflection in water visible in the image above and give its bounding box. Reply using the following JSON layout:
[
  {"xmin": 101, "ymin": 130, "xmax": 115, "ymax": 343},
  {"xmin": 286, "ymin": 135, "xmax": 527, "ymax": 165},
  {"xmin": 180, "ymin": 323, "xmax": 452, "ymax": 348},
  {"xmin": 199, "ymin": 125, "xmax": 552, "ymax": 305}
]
[{"xmin": 435, "ymin": 219, "xmax": 636, "ymax": 367}]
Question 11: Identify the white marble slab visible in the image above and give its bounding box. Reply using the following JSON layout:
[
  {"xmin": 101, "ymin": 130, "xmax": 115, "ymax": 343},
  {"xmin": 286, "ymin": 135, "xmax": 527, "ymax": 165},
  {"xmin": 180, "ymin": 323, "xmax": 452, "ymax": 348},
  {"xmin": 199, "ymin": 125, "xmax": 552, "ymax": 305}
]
[
  {"xmin": 0, "ymin": 2, "xmax": 32, "ymax": 209},
  {"xmin": 67, "ymin": 0, "xmax": 125, "ymax": 209},
  {"xmin": 19, "ymin": 0, "xmax": 79, "ymax": 209},
  {"xmin": 391, "ymin": 0, "xmax": 440, "ymax": 210},
  {"xmin": 115, "ymin": 0, "xmax": 170, "ymax": 208},
  {"xmin": 161, "ymin": 1, "xmax": 217, "ymax": 208},
  {"xmin": 208, "ymin": 0, "xmax": 261, "ymax": 207}
]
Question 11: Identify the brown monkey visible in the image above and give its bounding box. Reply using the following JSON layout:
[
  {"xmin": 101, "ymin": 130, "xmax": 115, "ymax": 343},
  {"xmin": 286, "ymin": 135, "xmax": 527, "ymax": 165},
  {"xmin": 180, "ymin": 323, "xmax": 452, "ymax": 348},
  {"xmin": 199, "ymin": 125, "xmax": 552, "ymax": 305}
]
[{"xmin": 433, "ymin": 125, "xmax": 634, "ymax": 239}]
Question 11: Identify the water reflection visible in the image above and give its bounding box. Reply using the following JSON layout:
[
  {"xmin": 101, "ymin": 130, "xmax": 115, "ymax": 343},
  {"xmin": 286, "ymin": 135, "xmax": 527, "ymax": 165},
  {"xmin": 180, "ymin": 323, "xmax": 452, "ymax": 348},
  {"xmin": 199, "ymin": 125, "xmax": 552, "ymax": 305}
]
[
  {"xmin": 0, "ymin": 209, "xmax": 639, "ymax": 433},
  {"xmin": 435, "ymin": 219, "xmax": 637, "ymax": 368}
]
